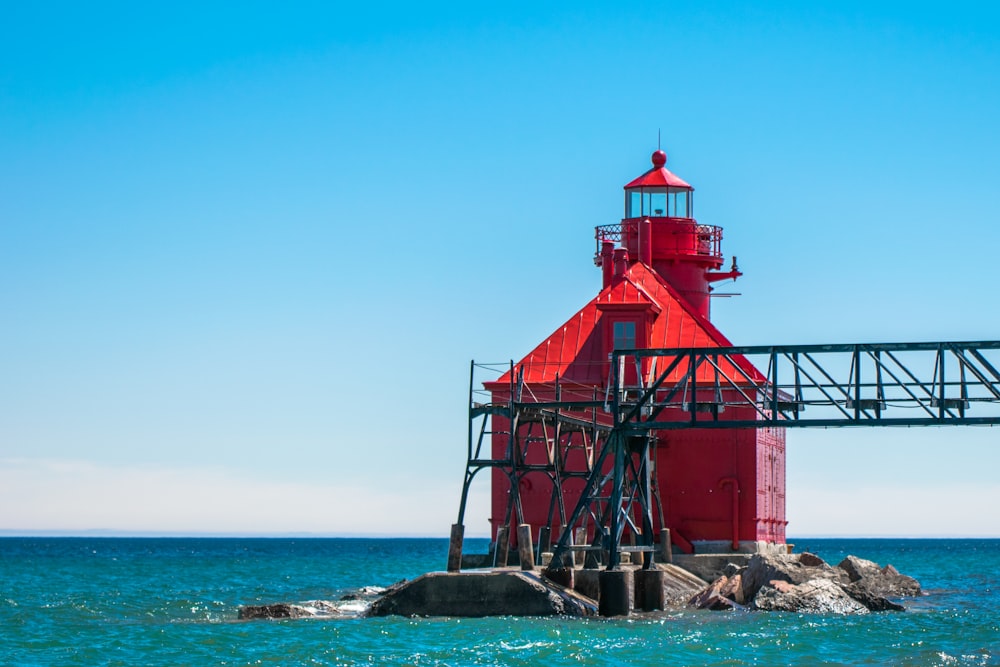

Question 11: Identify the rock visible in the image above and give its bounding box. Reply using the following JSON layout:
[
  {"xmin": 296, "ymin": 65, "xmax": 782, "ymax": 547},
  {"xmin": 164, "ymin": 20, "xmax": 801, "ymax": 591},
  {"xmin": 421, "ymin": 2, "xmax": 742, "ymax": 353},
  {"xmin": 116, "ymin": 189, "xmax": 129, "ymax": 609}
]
[
  {"xmin": 842, "ymin": 580, "xmax": 905, "ymax": 612},
  {"xmin": 739, "ymin": 553, "xmax": 844, "ymax": 603},
  {"xmin": 689, "ymin": 576, "xmax": 729, "ymax": 609},
  {"xmin": 879, "ymin": 565, "xmax": 922, "ymax": 597},
  {"xmin": 798, "ymin": 552, "xmax": 826, "ymax": 567},
  {"xmin": 304, "ymin": 600, "xmax": 344, "ymax": 615},
  {"xmin": 689, "ymin": 574, "xmax": 746, "ymax": 611},
  {"xmin": 687, "ymin": 552, "xmax": 919, "ymax": 615},
  {"xmin": 752, "ymin": 579, "xmax": 869, "ymax": 615},
  {"xmin": 238, "ymin": 603, "xmax": 319, "ymax": 620},
  {"xmin": 837, "ymin": 556, "xmax": 922, "ymax": 597},
  {"xmin": 238, "ymin": 599, "xmax": 353, "ymax": 620},
  {"xmin": 838, "ymin": 555, "xmax": 880, "ymax": 582},
  {"xmin": 720, "ymin": 573, "xmax": 744, "ymax": 604},
  {"xmin": 697, "ymin": 591, "xmax": 742, "ymax": 611},
  {"xmin": 722, "ymin": 562, "xmax": 743, "ymax": 578}
]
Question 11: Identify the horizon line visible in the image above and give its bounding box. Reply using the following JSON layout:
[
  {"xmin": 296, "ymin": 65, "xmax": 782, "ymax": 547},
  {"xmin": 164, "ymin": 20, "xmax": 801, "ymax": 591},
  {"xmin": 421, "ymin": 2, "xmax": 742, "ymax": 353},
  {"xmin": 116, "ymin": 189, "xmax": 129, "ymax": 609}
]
[{"xmin": 3, "ymin": 530, "xmax": 1000, "ymax": 540}]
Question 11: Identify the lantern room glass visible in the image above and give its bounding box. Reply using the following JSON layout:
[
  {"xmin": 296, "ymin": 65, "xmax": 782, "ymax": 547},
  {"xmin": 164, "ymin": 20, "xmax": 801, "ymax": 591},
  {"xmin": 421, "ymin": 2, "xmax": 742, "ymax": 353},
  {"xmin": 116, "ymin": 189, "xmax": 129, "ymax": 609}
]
[{"xmin": 626, "ymin": 188, "xmax": 692, "ymax": 218}]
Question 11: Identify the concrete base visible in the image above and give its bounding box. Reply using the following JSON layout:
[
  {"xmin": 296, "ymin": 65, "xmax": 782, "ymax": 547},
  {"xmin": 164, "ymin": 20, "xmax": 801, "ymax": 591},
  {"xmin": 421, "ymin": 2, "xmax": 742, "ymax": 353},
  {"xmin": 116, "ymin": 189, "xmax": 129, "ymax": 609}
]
[
  {"xmin": 368, "ymin": 570, "xmax": 598, "ymax": 618},
  {"xmin": 573, "ymin": 568, "xmax": 601, "ymax": 601},
  {"xmin": 570, "ymin": 563, "xmax": 703, "ymax": 609},
  {"xmin": 459, "ymin": 553, "xmax": 493, "ymax": 569},
  {"xmin": 598, "ymin": 570, "xmax": 633, "ymax": 617},
  {"xmin": 672, "ymin": 554, "xmax": 751, "ymax": 583},
  {"xmin": 659, "ymin": 563, "xmax": 713, "ymax": 602},
  {"xmin": 690, "ymin": 540, "xmax": 788, "ymax": 555},
  {"xmin": 372, "ymin": 559, "xmax": 713, "ymax": 618},
  {"xmin": 633, "ymin": 569, "xmax": 667, "ymax": 611},
  {"xmin": 544, "ymin": 566, "xmax": 574, "ymax": 589},
  {"xmin": 674, "ymin": 543, "xmax": 788, "ymax": 582}
]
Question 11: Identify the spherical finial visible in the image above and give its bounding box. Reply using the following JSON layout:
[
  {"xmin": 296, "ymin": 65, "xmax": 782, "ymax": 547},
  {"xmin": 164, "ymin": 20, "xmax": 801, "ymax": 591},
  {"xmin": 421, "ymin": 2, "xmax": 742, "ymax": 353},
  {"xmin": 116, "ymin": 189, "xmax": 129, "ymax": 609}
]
[{"xmin": 651, "ymin": 150, "xmax": 667, "ymax": 168}]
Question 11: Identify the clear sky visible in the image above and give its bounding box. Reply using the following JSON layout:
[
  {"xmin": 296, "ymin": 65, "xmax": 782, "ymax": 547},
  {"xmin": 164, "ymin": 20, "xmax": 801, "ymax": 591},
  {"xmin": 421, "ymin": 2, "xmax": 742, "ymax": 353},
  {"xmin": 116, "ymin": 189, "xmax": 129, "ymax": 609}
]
[{"xmin": 2, "ymin": 1, "xmax": 1000, "ymax": 537}]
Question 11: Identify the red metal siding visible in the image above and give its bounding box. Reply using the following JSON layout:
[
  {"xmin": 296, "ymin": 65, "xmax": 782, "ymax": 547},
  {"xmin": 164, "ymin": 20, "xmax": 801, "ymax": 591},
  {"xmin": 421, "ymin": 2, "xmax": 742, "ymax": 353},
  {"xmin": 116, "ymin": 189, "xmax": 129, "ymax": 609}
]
[{"xmin": 488, "ymin": 262, "xmax": 760, "ymax": 389}]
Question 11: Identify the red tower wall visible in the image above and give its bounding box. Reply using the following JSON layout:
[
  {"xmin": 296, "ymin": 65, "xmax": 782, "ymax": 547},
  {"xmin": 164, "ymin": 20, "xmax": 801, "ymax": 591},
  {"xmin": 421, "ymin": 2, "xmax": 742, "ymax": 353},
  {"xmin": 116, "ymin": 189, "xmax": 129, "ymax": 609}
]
[
  {"xmin": 620, "ymin": 217, "xmax": 724, "ymax": 320},
  {"xmin": 656, "ymin": 421, "xmax": 787, "ymax": 549},
  {"xmin": 488, "ymin": 394, "xmax": 787, "ymax": 552}
]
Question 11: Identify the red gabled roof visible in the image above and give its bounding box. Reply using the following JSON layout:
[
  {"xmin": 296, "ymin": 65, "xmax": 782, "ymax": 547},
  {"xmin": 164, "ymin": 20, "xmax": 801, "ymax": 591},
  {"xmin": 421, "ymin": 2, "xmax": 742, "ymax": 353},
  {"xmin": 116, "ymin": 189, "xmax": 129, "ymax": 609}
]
[
  {"xmin": 492, "ymin": 262, "xmax": 763, "ymax": 388},
  {"xmin": 623, "ymin": 150, "xmax": 692, "ymax": 190}
]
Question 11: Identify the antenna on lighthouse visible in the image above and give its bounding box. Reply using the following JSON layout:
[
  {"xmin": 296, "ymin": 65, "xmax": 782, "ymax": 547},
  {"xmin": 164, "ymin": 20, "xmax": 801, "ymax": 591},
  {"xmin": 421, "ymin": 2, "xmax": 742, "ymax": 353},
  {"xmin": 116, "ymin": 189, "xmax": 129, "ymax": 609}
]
[{"xmin": 657, "ymin": 128, "xmax": 661, "ymax": 150}]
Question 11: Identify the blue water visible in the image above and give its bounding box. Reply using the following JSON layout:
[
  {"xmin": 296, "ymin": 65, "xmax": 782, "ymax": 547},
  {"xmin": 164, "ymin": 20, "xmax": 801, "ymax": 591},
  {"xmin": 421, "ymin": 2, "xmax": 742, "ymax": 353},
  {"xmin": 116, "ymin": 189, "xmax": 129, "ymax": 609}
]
[{"xmin": 2, "ymin": 537, "xmax": 998, "ymax": 666}]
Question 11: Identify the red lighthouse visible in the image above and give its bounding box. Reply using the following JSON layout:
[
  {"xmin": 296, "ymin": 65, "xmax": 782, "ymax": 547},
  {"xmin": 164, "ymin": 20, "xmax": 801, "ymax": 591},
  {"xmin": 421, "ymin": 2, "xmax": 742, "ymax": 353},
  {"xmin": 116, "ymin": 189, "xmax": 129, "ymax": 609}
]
[{"xmin": 486, "ymin": 150, "xmax": 786, "ymax": 554}]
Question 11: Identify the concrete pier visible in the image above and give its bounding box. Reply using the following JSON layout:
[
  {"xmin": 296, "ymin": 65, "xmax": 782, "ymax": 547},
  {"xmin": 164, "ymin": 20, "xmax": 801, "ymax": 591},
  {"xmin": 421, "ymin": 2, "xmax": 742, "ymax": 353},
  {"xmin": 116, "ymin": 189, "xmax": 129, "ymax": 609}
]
[
  {"xmin": 574, "ymin": 568, "xmax": 600, "ymax": 601},
  {"xmin": 545, "ymin": 565, "xmax": 574, "ymax": 589},
  {"xmin": 375, "ymin": 556, "xmax": 711, "ymax": 618},
  {"xmin": 368, "ymin": 570, "xmax": 598, "ymax": 617}
]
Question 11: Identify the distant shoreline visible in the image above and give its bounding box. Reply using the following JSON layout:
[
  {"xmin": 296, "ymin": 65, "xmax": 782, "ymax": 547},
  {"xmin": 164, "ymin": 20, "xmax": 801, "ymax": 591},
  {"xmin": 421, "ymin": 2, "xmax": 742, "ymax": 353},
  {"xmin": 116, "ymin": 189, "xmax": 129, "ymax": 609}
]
[{"xmin": 2, "ymin": 533, "xmax": 999, "ymax": 540}]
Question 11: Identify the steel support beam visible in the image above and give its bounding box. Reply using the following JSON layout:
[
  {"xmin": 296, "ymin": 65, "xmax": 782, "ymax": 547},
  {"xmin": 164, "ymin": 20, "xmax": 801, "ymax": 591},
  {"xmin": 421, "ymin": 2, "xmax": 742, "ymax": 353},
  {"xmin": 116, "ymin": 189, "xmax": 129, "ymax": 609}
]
[{"xmin": 456, "ymin": 341, "xmax": 1000, "ymax": 574}]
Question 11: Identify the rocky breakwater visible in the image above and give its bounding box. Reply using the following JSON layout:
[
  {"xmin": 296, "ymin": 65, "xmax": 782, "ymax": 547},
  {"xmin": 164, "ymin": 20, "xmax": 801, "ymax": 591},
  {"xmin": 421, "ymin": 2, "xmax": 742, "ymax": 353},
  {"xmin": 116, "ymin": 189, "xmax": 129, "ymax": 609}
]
[
  {"xmin": 689, "ymin": 552, "xmax": 922, "ymax": 614},
  {"xmin": 238, "ymin": 585, "xmax": 398, "ymax": 620}
]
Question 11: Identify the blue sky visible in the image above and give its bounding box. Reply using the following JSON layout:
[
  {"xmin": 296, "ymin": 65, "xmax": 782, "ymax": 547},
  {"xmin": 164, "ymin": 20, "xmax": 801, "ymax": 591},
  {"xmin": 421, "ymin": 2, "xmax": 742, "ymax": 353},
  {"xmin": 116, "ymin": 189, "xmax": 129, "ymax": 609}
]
[{"xmin": 2, "ymin": 1, "xmax": 1000, "ymax": 536}]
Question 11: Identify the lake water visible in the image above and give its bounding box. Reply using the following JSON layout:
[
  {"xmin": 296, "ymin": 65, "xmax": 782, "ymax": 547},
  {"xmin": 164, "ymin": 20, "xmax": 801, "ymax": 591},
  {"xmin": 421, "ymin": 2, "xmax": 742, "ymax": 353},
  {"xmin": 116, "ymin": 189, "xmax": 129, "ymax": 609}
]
[{"xmin": 2, "ymin": 537, "xmax": 998, "ymax": 665}]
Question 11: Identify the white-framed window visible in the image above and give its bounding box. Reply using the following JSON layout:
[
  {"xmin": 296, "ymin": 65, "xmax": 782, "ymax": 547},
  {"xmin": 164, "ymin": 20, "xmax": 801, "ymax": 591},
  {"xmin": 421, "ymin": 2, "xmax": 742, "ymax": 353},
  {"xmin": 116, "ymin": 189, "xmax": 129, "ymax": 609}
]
[{"xmin": 612, "ymin": 321, "xmax": 636, "ymax": 350}]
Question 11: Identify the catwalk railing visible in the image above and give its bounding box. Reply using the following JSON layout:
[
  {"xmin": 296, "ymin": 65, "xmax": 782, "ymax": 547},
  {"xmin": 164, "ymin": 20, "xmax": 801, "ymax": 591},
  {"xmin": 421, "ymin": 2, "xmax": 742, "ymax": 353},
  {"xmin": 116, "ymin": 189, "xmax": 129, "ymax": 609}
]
[{"xmin": 614, "ymin": 341, "xmax": 1000, "ymax": 430}]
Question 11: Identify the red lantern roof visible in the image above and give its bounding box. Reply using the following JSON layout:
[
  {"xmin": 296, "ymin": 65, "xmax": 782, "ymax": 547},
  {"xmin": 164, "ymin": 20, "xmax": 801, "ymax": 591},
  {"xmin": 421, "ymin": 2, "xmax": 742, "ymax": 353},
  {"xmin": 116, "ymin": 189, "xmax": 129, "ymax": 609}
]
[{"xmin": 623, "ymin": 150, "xmax": 693, "ymax": 190}]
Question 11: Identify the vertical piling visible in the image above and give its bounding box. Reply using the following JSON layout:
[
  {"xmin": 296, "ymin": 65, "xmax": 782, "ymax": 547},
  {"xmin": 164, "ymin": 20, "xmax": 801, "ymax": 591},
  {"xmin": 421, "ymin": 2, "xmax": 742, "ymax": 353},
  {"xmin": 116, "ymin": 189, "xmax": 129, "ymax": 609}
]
[
  {"xmin": 447, "ymin": 523, "xmax": 464, "ymax": 572},
  {"xmin": 633, "ymin": 569, "xmax": 667, "ymax": 611},
  {"xmin": 584, "ymin": 531, "xmax": 603, "ymax": 569},
  {"xmin": 598, "ymin": 569, "xmax": 633, "ymax": 617},
  {"xmin": 560, "ymin": 525, "xmax": 575, "ymax": 567},
  {"xmin": 495, "ymin": 526, "xmax": 510, "ymax": 567},
  {"xmin": 660, "ymin": 528, "xmax": 673, "ymax": 564},
  {"xmin": 573, "ymin": 527, "xmax": 587, "ymax": 566},
  {"xmin": 537, "ymin": 526, "xmax": 552, "ymax": 558},
  {"xmin": 517, "ymin": 524, "xmax": 535, "ymax": 570}
]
